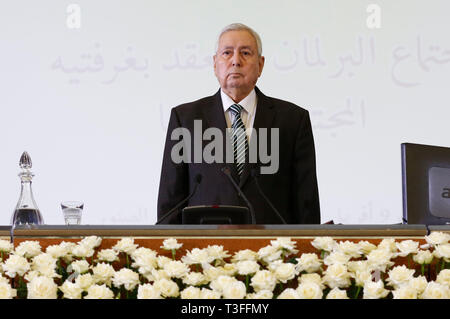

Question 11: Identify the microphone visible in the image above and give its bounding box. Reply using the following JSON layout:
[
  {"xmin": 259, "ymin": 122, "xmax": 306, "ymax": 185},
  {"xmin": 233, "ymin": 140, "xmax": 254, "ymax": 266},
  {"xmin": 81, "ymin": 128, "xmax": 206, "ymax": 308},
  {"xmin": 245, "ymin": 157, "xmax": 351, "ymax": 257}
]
[
  {"xmin": 251, "ymin": 168, "xmax": 287, "ymax": 224},
  {"xmin": 156, "ymin": 174, "xmax": 202, "ymax": 224},
  {"xmin": 221, "ymin": 166, "xmax": 256, "ymax": 224}
]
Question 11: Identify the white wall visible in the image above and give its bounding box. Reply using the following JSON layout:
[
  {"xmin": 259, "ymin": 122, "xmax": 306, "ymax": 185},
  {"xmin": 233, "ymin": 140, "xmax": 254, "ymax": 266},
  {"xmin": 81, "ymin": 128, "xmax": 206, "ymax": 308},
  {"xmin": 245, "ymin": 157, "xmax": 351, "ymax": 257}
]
[{"xmin": 1, "ymin": 0, "xmax": 449, "ymax": 225}]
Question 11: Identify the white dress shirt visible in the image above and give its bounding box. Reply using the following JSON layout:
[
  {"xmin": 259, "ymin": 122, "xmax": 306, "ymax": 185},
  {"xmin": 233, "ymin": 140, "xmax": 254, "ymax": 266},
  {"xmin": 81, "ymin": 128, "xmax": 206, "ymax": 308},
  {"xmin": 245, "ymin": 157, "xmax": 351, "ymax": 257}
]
[{"xmin": 221, "ymin": 89, "xmax": 257, "ymax": 142}]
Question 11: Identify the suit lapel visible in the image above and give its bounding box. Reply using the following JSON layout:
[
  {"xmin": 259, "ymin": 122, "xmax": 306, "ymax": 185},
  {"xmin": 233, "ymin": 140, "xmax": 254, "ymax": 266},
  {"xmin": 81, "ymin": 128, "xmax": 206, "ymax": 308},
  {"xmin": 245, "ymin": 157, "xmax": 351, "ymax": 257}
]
[{"xmin": 239, "ymin": 87, "xmax": 276, "ymax": 188}]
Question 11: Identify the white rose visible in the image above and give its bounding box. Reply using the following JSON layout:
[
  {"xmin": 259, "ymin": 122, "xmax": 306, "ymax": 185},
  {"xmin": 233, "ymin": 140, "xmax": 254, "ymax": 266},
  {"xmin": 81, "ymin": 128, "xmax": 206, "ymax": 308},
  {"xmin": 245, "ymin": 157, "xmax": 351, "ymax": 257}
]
[
  {"xmin": 378, "ymin": 238, "xmax": 398, "ymax": 253},
  {"xmin": 182, "ymin": 248, "xmax": 214, "ymax": 265},
  {"xmin": 14, "ymin": 241, "xmax": 42, "ymax": 259},
  {"xmin": 164, "ymin": 260, "xmax": 190, "ymax": 279},
  {"xmin": 236, "ymin": 260, "xmax": 260, "ymax": 276},
  {"xmin": 366, "ymin": 248, "xmax": 395, "ymax": 272},
  {"xmin": 352, "ymin": 270, "xmax": 372, "ymax": 287},
  {"xmin": 200, "ymin": 288, "xmax": 221, "ymax": 299},
  {"xmin": 271, "ymin": 262, "xmax": 297, "ymax": 283},
  {"xmin": 153, "ymin": 278, "xmax": 179, "ymax": 298},
  {"xmin": 433, "ymin": 244, "xmax": 450, "ymax": 262},
  {"xmin": 137, "ymin": 283, "xmax": 162, "ymax": 299},
  {"xmin": 336, "ymin": 241, "xmax": 363, "ymax": 259},
  {"xmin": 413, "ymin": 250, "xmax": 434, "ymax": 264},
  {"xmin": 210, "ymin": 275, "xmax": 236, "ymax": 293},
  {"xmin": 324, "ymin": 251, "xmax": 351, "ymax": 266},
  {"xmin": 84, "ymin": 284, "xmax": 114, "ymax": 299},
  {"xmin": 425, "ymin": 232, "xmax": 450, "ymax": 246},
  {"xmin": 392, "ymin": 286, "xmax": 418, "ymax": 299},
  {"xmin": 71, "ymin": 244, "xmax": 94, "ymax": 259},
  {"xmin": 222, "ymin": 263, "xmax": 238, "ymax": 276},
  {"xmin": 296, "ymin": 282, "xmax": 323, "ymax": 299},
  {"xmin": 203, "ymin": 266, "xmax": 227, "ymax": 282},
  {"xmin": 408, "ymin": 276, "xmax": 428, "ymax": 295},
  {"xmin": 149, "ymin": 269, "xmax": 170, "ymax": 282},
  {"xmin": 32, "ymin": 253, "xmax": 59, "ymax": 278},
  {"xmin": 363, "ymin": 280, "xmax": 390, "ymax": 299},
  {"xmin": 295, "ymin": 253, "xmax": 322, "ymax": 273},
  {"xmin": 359, "ymin": 241, "xmax": 377, "ymax": 255},
  {"xmin": 157, "ymin": 256, "xmax": 172, "ymax": 268},
  {"xmin": 97, "ymin": 249, "xmax": 119, "ymax": 263},
  {"xmin": 59, "ymin": 242, "xmax": 77, "ymax": 263},
  {"xmin": 161, "ymin": 238, "xmax": 183, "ymax": 251},
  {"xmin": 112, "ymin": 238, "xmax": 138, "ymax": 255},
  {"xmin": 80, "ymin": 236, "xmax": 102, "ymax": 249},
  {"xmin": 59, "ymin": 280, "xmax": 83, "ymax": 299},
  {"xmin": 112, "ymin": 268, "xmax": 139, "ymax": 291},
  {"xmin": 347, "ymin": 260, "xmax": 369, "ymax": 274},
  {"xmin": 326, "ymin": 287, "xmax": 349, "ymax": 299},
  {"xmin": 277, "ymin": 288, "xmax": 300, "ymax": 299},
  {"xmin": 131, "ymin": 248, "xmax": 158, "ymax": 275},
  {"xmin": 3, "ymin": 254, "xmax": 30, "ymax": 278},
  {"xmin": 27, "ymin": 276, "xmax": 57, "ymax": 299},
  {"xmin": 386, "ymin": 265, "xmax": 415, "ymax": 289},
  {"xmin": 257, "ymin": 245, "xmax": 282, "ymax": 264},
  {"xmin": 311, "ymin": 237, "xmax": 337, "ymax": 252},
  {"xmin": 298, "ymin": 273, "xmax": 325, "ymax": 290},
  {"xmin": 182, "ymin": 272, "xmax": 208, "ymax": 286},
  {"xmin": 92, "ymin": 262, "xmax": 115, "ymax": 286},
  {"xmin": 232, "ymin": 249, "xmax": 258, "ymax": 262},
  {"xmin": 75, "ymin": 273, "xmax": 94, "ymax": 291},
  {"xmin": 222, "ymin": 280, "xmax": 247, "ymax": 299},
  {"xmin": 180, "ymin": 286, "xmax": 202, "ymax": 299},
  {"xmin": 395, "ymin": 240, "xmax": 419, "ymax": 257},
  {"xmin": 207, "ymin": 245, "xmax": 231, "ymax": 263},
  {"xmin": 420, "ymin": 281, "xmax": 450, "ymax": 299},
  {"xmin": 436, "ymin": 269, "xmax": 450, "ymax": 287},
  {"xmin": 46, "ymin": 244, "xmax": 68, "ymax": 259},
  {"xmin": 270, "ymin": 237, "xmax": 298, "ymax": 255},
  {"xmin": 322, "ymin": 263, "xmax": 351, "ymax": 289},
  {"xmin": 0, "ymin": 281, "xmax": 17, "ymax": 299},
  {"xmin": 24, "ymin": 270, "xmax": 40, "ymax": 282},
  {"xmin": 0, "ymin": 240, "xmax": 13, "ymax": 253},
  {"xmin": 246, "ymin": 290, "xmax": 273, "ymax": 299},
  {"xmin": 250, "ymin": 270, "xmax": 277, "ymax": 292},
  {"xmin": 68, "ymin": 259, "xmax": 90, "ymax": 274}
]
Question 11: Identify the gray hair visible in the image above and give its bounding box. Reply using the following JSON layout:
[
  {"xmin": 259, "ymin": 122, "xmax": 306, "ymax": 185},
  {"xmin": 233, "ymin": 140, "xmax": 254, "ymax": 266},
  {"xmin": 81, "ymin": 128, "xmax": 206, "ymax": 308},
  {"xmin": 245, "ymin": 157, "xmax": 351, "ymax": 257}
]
[{"xmin": 215, "ymin": 23, "xmax": 263, "ymax": 56}]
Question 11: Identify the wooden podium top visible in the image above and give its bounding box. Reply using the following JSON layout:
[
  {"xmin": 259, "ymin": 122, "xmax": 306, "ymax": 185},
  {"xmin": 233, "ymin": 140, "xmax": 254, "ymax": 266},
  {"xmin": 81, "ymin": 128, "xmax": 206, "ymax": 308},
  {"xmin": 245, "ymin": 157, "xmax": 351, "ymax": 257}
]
[{"xmin": 2, "ymin": 224, "xmax": 444, "ymax": 238}]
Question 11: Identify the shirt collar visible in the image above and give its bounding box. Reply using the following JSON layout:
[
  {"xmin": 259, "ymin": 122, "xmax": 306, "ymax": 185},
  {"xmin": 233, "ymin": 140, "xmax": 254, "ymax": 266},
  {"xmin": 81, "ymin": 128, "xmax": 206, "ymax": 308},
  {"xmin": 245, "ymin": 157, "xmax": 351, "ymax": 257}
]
[{"xmin": 221, "ymin": 89, "xmax": 257, "ymax": 115}]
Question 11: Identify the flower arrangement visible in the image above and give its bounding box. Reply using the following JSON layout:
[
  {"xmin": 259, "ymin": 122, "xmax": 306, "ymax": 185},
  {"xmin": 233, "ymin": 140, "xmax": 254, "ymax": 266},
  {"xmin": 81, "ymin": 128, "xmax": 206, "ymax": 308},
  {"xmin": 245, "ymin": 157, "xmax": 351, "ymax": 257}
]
[{"xmin": 0, "ymin": 232, "xmax": 448, "ymax": 299}]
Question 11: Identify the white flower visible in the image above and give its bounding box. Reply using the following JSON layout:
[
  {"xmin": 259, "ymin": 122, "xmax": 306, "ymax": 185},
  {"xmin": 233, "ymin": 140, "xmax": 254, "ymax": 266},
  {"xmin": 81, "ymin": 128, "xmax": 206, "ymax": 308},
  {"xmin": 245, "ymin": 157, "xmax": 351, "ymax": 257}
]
[
  {"xmin": 164, "ymin": 260, "xmax": 190, "ymax": 279},
  {"xmin": 270, "ymin": 237, "xmax": 298, "ymax": 255},
  {"xmin": 84, "ymin": 284, "xmax": 114, "ymax": 299},
  {"xmin": 24, "ymin": 271, "xmax": 40, "ymax": 282},
  {"xmin": 92, "ymin": 262, "xmax": 115, "ymax": 286},
  {"xmin": 250, "ymin": 270, "xmax": 277, "ymax": 292},
  {"xmin": 27, "ymin": 276, "xmax": 57, "ymax": 299},
  {"xmin": 366, "ymin": 248, "xmax": 395, "ymax": 272},
  {"xmin": 131, "ymin": 250, "xmax": 158, "ymax": 276},
  {"xmin": 210, "ymin": 275, "xmax": 236, "ymax": 293},
  {"xmin": 112, "ymin": 268, "xmax": 140, "ymax": 291},
  {"xmin": 112, "ymin": 238, "xmax": 138, "ymax": 255},
  {"xmin": 436, "ymin": 269, "xmax": 450, "ymax": 287},
  {"xmin": 235, "ymin": 260, "xmax": 260, "ymax": 276},
  {"xmin": 277, "ymin": 288, "xmax": 300, "ymax": 299},
  {"xmin": 351, "ymin": 270, "xmax": 372, "ymax": 287},
  {"xmin": 324, "ymin": 251, "xmax": 351, "ymax": 266},
  {"xmin": 407, "ymin": 276, "xmax": 428, "ymax": 295},
  {"xmin": 347, "ymin": 260, "xmax": 369, "ymax": 274},
  {"xmin": 311, "ymin": 237, "xmax": 337, "ymax": 252},
  {"xmin": 395, "ymin": 240, "xmax": 419, "ymax": 257},
  {"xmin": 363, "ymin": 280, "xmax": 390, "ymax": 299},
  {"xmin": 413, "ymin": 250, "xmax": 433, "ymax": 264},
  {"xmin": 200, "ymin": 288, "xmax": 221, "ymax": 299},
  {"xmin": 153, "ymin": 278, "xmax": 179, "ymax": 298},
  {"xmin": 386, "ymin": 265, "xmax": 415, "ymax": 289},
  {"xmin": 68, "ymin": 259, "xmax": 90, "ymax": 274},
  {"xmin": 246, "ymin": 290, "xmax": 273, "ymax": 299},
  {"xmin": 257, "ymin": 245, "xmax": 283, "ymax": 264},
  {"xmin": 161, "ymin": 238, "xmax": 183, "ymax": 251},
  {"xmin": 59, "ymin": 281, "xmax": 83, "ymax": 299},
  {"xmin": 97, "ymin": 249, "xmax": 119, "ymax": 263},
  {"xmin": 297, "ymin": 282, "xmax": 323, "ymax": 299},
  {"xmin": 298, "ymin": 273, "xmax": 325, "ymax": 290},
  {"xmin": 180, "ymin": 286, "xmax": 202, "ymax": 299},
  {"xmin": 232, "ymin": 249, "xmax": 258, "ymax": 262},
  {"xmin": 3, "ymin": 254, "xmax": 30, "ymax": 278},
  {"xmin": 295, "ymin": 253, "xmax": 322, "ymax": 273},
  {"xmin": 322, "ymin": 263, "xmax": 351, "ymax": 289},
  {"xmin": 392, "ymin": 286, "xmax": 418, "ymax": 299},
  {"xmin": 378, "ymin": 238, "xmax": 398, "ymax": 253},
  {"xmin": 32, "ymin": 253, "xmax": 59, "ymax": 278},
  {"xmin": 203, "ymin": 266, "xmax": 227, "ymax": 282},
  {"xmin": 0, "ymin": 240, "xmax": 13, "ymax": 253},
  {"xmin": 182, "ymin": 272, "xmax": 208, "ymax": 286},
  {"xmin": 182, "ymin": 248, "xmax": 214, "ymax": 266},
  {"xmin": 46, "ymin": 244, "xmax": 69, "ymax": 259},
  {"xmin": 71, "ymin": 244, "xmax": 94, "ymax": 259},
  {"xmin": 75, "ymin": 273, "xmax": 94, "ymax": 291},
  {"xmin": 137, "ymin": 284, "xmax": 162, "ymax": 299},
  {"xmin": 425, "ymin": 232, "xmax": 450, "ymax": 246},
  {"xmin": 157, "ymin": 256, "xmax": 172, "ymax": 268},
  {"xmin": 207, "ymin": 245, "xmax": 231, "ymax": 261},
  {"xmin": 270, "ymin": 261, "xmax": 297, "ymax": 283},
  {"xmin": 326, "ymin": 287, "xmax": 349, "ymax": 299},
  {"xmin": 222, "ymin": 280, "xmax": 246, "ymax": 299},
  {"xmin": 433, "ymin": 244, "xmax": 450, "ymax": 262},
  {"xmin": 0, "ymin": 281, "xmax": 17, "ymax": 299},
  {"xmin": 420, "ymin": 281, "xmax": 450, "ymax": 299},
  {"xmin": 359, "ymin": 241, "xmax": 377, "ymax": 255},
  {"xmin": 80, "ymin": 236, "xmax": 102, "ymax": 249},
  {"xmin": 14, "ymin": 241, "xmax": 41, "ymax": 259},
  {"xmin": 336, "ymin": 241, "xmax": 363, "ymax": 259}
]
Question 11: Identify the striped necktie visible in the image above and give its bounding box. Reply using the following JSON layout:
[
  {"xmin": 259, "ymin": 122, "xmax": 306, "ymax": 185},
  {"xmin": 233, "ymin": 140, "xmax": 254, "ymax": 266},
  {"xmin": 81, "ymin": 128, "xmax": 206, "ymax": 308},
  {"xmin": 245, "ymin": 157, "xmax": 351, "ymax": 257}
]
[{"xmin": 229, "ymin": 103, "xmax": 249, "ymax": 177}]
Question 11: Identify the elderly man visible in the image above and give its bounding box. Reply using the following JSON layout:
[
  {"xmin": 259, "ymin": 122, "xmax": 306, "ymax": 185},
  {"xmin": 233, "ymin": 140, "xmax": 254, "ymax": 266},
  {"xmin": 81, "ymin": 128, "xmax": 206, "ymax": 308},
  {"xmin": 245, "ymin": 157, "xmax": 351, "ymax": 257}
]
[{"xmin": 157, "ymin": 23, "xmax": 320, "ymax": 224}]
